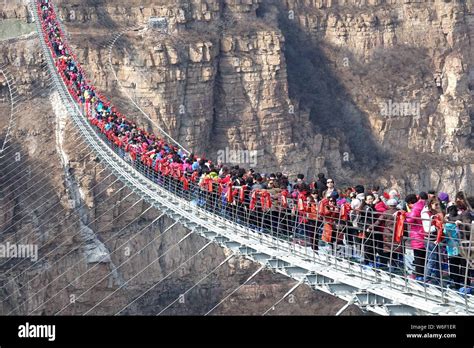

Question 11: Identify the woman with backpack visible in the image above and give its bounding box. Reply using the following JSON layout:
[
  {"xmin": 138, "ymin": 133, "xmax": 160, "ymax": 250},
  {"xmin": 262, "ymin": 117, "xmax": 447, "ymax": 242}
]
[{"xmin": 444, "ymin": 205, "xmax": 464, "ymax": 289}]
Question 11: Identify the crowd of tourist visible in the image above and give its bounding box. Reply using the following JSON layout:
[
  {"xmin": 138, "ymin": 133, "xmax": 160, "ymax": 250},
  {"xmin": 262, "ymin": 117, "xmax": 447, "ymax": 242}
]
[{"xmin": 39, "ymin": 0, "xmax": 474, "ymax": 294}]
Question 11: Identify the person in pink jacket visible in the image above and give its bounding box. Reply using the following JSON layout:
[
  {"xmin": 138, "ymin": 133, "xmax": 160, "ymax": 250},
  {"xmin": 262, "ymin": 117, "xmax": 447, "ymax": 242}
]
[{"xmin": 406, "ymin": 194, "xmax": 426, "ymax": 279}]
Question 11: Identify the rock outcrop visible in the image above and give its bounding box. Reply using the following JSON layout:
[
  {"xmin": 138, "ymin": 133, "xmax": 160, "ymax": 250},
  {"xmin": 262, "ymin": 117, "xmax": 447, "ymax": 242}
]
[
  {"xmin": 48, "ymin": 0, "xmax": 473, "ymax": 194},
  {"xmin": 0, "ymin": 0, "xmax": 472, "ymax": 315}
]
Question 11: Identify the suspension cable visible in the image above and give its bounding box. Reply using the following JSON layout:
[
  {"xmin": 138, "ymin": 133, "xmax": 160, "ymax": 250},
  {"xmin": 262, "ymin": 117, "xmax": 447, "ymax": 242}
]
[
  {"xmin": 205, "ymin": 265, "xmax": 264, "ymax": 316},
  {"xmin": 54, "ymin": 223, "xmax": 186, "ymax": 315},
  {"xmin": 157, "ymin": 253, "xmax": 234, "ymax": 315},
  {"xmin": 115, "ymin": 241, "xmax": 214, "ymax": 315},
  {"xmin": 262, "ymin": 281, "xmax": 303, "ymax": 316}
]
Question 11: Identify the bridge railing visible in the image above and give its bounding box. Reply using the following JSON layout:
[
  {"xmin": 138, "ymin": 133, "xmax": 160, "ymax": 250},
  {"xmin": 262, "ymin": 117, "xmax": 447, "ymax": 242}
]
[
  {"xmin": 37, "ymin": 0, "xmax": 189, "ymax": 155},
  {"xmin": 86, "ymin": 118, "xmax": 474, "ymax": 308},
  {"xmin": 36, "ymin": 0, "xmax": 473, "ymax": 311}
]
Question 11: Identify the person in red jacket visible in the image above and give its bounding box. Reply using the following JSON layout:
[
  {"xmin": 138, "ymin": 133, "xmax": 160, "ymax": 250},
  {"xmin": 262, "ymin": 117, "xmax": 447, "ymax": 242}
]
[
  {"xmin": 372, "ymin": 199, "xmax": 402, "ymax": 269},
  {"xmin": 320, "ymin": 193, "xmax": 340, "ymax": 248},
  {"xmin": 305, "ymin": 195, "xmax": 319, "ymax": 249},
  {"xmin": 373, "ymin": 199, "xmax": 388, "ymax": 267},
  {"xmin": 293, "ymin": 190, "xmax": 308, "ymax": 244}
]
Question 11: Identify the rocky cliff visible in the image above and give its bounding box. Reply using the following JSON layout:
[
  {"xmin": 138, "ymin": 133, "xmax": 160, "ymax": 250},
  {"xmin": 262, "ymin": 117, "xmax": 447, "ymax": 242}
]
[
  {"xmin": 0, "ymin": 0, "xmax": 472, "ymax": 315},
  {"xmin": 276, "ymin": 0, "xmax": 473, "ymax": 193},
  {"xmin": 51, "ymin": 0, "xmax": 473, "ymax": 194},
  {"xmin": 0, "ymin": 2, "xmax": 361, "ymax": 315}
]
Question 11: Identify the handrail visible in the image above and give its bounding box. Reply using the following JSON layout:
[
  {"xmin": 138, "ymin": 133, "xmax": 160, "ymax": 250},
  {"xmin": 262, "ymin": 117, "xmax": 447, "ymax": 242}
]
[{"xmin": 32, "ymin": 0, "xmax": 473, "ymax": 315}]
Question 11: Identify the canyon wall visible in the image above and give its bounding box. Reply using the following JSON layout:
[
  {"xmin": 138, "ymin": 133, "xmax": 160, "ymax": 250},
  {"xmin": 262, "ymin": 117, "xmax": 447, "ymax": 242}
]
[
  {"xmin": 1, "ymin": 0, "xmax": 472, "ymax": 315},
  {"xmin": 51, "ymin": 0, "xmax": 473, "ymax": 195},
  {"xmin": 0, "ymin": 4, "xmax": 360, "ymax": 314}
]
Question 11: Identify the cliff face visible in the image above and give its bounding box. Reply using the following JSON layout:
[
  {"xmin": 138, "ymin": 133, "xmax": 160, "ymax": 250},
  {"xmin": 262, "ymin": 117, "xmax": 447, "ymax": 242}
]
[
  {"xmin": 49, "ymin": 0, "xmax": 473, "ymax": 194},
  {"xmin": 0, "ymin": 0, "xmax": 472, "ymax": 315},
  {"xmin": 277, "ymin": 0, "xmax": 473, "ymax": 192},
  {"xmin": 0, "ymin": 2, "xmax": 361, "ymax": 315},
  {"xmin": 0, "ymin": 49, "xmax": 360, "ymax": 314},
  {"xmin": 52, "ymin": 0, "xmax": 344, "ymax": 176}
]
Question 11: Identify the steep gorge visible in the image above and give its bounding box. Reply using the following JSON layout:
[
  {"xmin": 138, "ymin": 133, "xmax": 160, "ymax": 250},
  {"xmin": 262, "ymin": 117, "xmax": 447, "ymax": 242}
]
[
  {"xmin": 53, "ymin": 0, "xmax": 473, "ymax": 194},
  {"xmin": 0, "ymin": 0, "xmax": 472, "ymax": 315}
]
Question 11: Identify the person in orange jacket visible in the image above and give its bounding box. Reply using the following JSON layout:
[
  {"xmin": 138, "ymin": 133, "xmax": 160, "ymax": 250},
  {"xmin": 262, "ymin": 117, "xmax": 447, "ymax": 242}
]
[{"xmin": 320, "ymin": 192, "xmax": 340, "ymax": 246}]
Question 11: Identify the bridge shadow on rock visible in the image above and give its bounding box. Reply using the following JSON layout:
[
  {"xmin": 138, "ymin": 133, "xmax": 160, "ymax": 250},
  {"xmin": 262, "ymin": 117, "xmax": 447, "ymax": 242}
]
[
  {"xmin": 0, "ymin": 135, "xmax": 74, "ymax": 315},
  {"xmin": 0, "ymin": 135, "xmax": 65, "ymax": 247}
]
